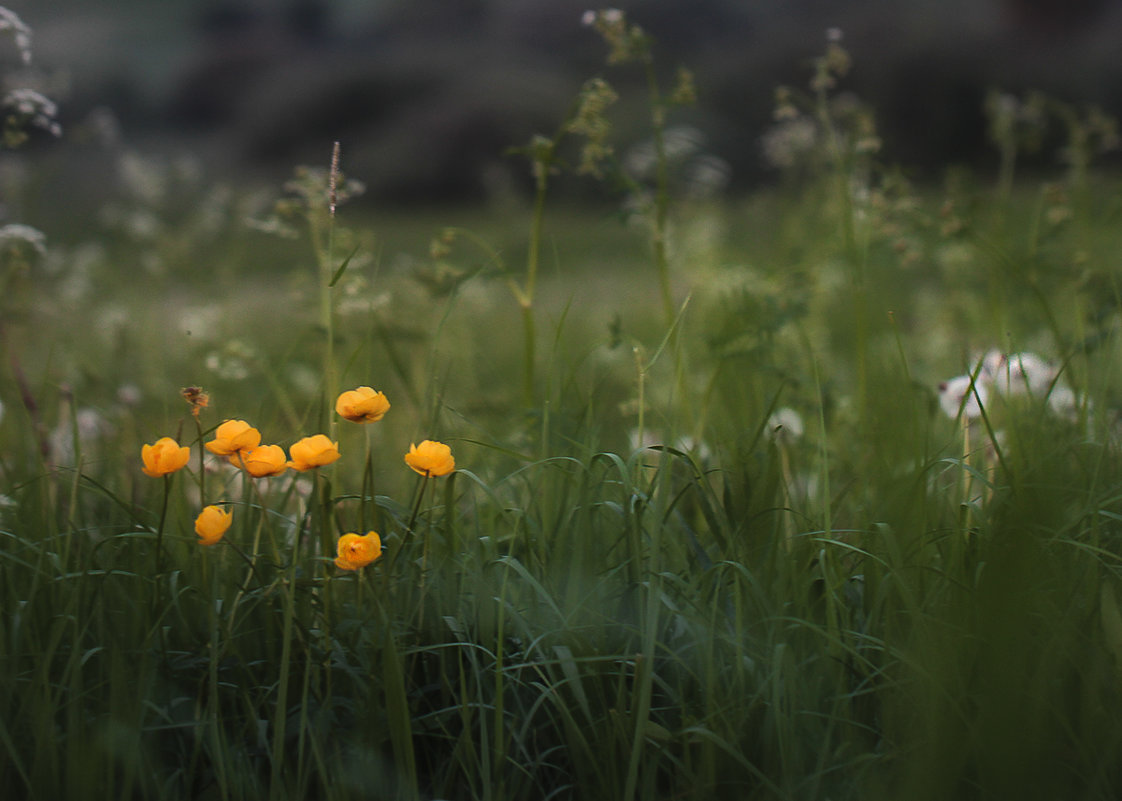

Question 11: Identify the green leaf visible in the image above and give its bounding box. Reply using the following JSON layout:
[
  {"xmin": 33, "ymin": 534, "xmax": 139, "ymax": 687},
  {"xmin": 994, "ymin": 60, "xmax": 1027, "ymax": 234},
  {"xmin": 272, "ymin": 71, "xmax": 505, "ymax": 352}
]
[{"xmin": 328, "ymin": 244, "xmax": 361, "ymax": 287}]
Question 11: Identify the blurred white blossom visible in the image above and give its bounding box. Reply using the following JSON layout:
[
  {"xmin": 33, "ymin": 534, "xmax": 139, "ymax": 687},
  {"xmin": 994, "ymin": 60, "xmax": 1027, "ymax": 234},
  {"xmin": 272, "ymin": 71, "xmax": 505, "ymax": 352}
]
[
  {"xmin": 982, "ymin": 350, "xmax": 1057, "ymax": 396},
  {"xmin": 938, "ymin": 374, "xmax": 988, "ymax": 420},
  {"xmin": 0, "ymin": 222, "xmax": 46, "ymax": 257},
  {"xmin": 767, "ymin": 407, "xmax": 804, "ymax": 442},
  {"xmin": 0, "ymin": 7, "xmax": 32, "ymax": 65}
]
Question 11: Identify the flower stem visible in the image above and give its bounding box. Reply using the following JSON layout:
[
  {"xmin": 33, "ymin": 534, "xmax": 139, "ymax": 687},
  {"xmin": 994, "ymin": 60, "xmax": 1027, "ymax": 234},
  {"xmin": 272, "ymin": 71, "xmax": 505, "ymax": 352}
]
[
  {"xmin": 643, "ymin": 55, "xmax": 674, "ymax": 327},
  {"xmin": 154, "ymin": 473, "xmax": 171, "ymax": 576},
  {"xmin": 388, "ymin": 474, "xmax": 428, "ymax": 575}
]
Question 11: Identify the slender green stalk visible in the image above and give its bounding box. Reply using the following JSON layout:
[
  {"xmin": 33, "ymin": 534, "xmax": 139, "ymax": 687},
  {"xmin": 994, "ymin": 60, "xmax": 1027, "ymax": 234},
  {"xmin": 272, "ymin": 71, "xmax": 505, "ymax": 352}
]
[
  {"xmin": 153, "ymin": 474, "xmax": 171, "ymax": 577},
  {"xmin": 205, "ymin": 549, "xmax": 229, "ymax": 800},
  {"xmin": 269, "ymin": 555, "xmax": 297, "ymax": 799},
  {"xmin": 516, "ymin": 144, "xmax": 551, "ymax": 407},
  {"xmin": 642, "ymin": 56, "xmax": 674, "ymax": 327},
  {"xmin": 390, "ymin": 473, "xmax": 430, "ymax": 573},
  {"xmin": 317, "ymin": 142, "xmax": 342, "ymax": 439}
]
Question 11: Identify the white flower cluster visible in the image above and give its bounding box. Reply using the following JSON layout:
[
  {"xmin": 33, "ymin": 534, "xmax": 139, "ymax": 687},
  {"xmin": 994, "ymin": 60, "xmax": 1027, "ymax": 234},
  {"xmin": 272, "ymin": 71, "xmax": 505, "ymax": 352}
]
[
  {"xmin": 0, "ymin": 222, "xmax": 46, "ymax": 256},
  {"xmin": 937, "ymin": 349, "xmax": 1082, "ymax": 421},
  {"xmin": 0, "ymin": 6, "xmax": 32, "ymax": 66},
  {"xmin": 2, "ymin": 88, "xmax": 61, "ymax": 138},
  {"xmin": 582, "ymin": 8, "xmax": 623, "ymax": 27}
]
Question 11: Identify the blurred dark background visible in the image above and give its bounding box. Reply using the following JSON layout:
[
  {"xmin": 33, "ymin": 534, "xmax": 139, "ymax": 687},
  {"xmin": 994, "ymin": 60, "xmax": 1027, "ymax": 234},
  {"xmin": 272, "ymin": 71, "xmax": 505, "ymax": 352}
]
[{"xmin": 6, "ymin": 0, "xmax": 1122, "ymax": 205}]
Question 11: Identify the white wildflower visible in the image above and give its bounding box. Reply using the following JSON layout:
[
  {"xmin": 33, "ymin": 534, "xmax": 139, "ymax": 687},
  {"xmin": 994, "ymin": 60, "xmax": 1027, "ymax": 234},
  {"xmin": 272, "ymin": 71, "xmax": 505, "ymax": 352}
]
[
  {"xmin": 2, "ymin": 88, "xmax": 61, "ymax": 137},
  {"xmin": 984, "ymin": 351, "xmax": 1057, "ymax": 396},
  {"xmin": 938, "ymin": 374, "xmax": 988, "ymax": 420},
  {"xmin": 0, "ymin": 223, "xmax": 47, "ymax": 256},
  {"xmin": 116, "ymin": 384, "xmax": 142, "ymax": 407},
  {"xmin": 627, "ymin": 428, "xmax": 711, "ymax": 461},
  {"xmin": 760, "ymin": 117, "xmax": 818, "ymax": 169},
  {"xmin": 0, "ymin": 7, "xmax": 32, "ymax": 65},
  {"xmin": 767, "ymin": 407, "xmax": 804, "ymax": 442},
  {"xmin": 1046, "ymin": 384, "xmax": 1089, "ymax": 421}
]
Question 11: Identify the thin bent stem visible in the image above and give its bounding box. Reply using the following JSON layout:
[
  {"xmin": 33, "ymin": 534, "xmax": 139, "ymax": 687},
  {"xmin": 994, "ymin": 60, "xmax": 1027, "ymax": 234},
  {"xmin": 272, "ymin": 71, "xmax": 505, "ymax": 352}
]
[
  {"xmin": 388, "ymin": 474, "xmax": 429, "ymax": 576},
  {"xmin": 520, "ymin": 156, "xmax": 550, "ymax": 406},
  {"xmin": 643, "ymin": 55, "xmax": 674, "ymax": 327},
  {"xmin": 154, "ymin": 473, "xmax": 171, "ymax": 576}
]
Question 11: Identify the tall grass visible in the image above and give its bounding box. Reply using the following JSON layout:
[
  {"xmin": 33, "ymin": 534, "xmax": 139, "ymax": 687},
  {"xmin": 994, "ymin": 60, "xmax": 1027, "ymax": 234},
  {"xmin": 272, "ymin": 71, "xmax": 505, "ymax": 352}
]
[{"xmin": 4, "ymin": 8, "xmax": 1122, "ymax": 800}]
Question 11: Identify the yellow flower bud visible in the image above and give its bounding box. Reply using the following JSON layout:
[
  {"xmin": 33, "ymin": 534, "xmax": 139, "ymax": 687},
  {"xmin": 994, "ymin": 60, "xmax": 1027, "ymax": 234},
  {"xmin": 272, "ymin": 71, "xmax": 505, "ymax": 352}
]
[
  {"xmin": 404, "ymin": 439, "xmax": 455, "ymax": 477},
  {"xmin": 335, "ymin": 386, "xmax": 391, "ymax": 423},
  {"xmin": 195, "ymin": 505, "xmax": 232, "ymax": 546},
  {"xmin": 334, "ymin": 531, "xmax": 382, "ymax": 570},
  {"xmin": 141, "ymin": 436, "xmax": 191, "ymax": 477},
  {"xmin": 288, "ymin": 434, "xmax": 341, "ymax": 471}
]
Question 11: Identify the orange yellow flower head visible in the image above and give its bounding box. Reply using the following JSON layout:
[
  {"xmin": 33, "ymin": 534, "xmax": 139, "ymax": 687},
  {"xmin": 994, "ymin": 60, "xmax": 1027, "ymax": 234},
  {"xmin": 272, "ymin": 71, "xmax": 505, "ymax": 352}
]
[
  {"xmin": 335, "ymin": 386, "xmax": 391, "ymax": 423},
  {"xmin": 205, "ymin": 419, "xmax": 261, "ymax": 457},
  {"xmin": 239, "ymin": 444, "xmax": 289, "ymax": 477},
  {"xmin": 288, "ymin": 434, "xmax": 341, "ymax": 471},
  {"xmin": 195, "ymin": 505, "xmax": 232, "ymax": 546},
  {"xmin": 334, "ymin": 531, "xmax": 382, "ymax": 570},
  {"xmin": 141, "ymin": 437, "xmax": 191, "ymax": 477},
  {"xmin": 404, "ymin": 439, "xmax": 455, "ymax": 477}
]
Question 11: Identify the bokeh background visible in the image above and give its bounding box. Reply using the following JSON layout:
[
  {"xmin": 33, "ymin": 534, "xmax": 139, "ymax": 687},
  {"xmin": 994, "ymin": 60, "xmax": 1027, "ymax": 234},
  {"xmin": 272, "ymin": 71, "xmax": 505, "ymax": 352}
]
[{"xmin": 5, "ymin": 0, "xmax": 1122, "ymax": 215}]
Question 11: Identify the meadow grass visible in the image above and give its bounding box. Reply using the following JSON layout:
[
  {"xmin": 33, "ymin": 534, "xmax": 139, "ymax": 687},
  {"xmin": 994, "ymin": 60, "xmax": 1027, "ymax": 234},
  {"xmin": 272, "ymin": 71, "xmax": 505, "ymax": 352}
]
[{"xmin": 4, "ymin": 9, "xmax": 1122, "ymax": 800}]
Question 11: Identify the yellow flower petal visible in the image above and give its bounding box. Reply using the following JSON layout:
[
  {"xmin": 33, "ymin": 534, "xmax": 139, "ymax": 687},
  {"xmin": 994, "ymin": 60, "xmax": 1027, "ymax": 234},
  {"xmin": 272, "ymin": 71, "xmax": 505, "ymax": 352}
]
[
  {"xmin": 141, "ymin": 437, "xmax": 191, "ymax": 477},
  {"xmin": 240, "ymin": 444, "xmax": 289, "ymax": 477},
  {"xmin": 404, "ymin": 440, "xmax": 455, "ymax": 477},
  {"xmin": 205, "ymin": 419, "xmax": 261, "ymax": 456},
  {"xmin": 195, "ymin": 505, "xmax": 232, "ymax": 546},
  {"xmin": 334, "ymin": 531, "xmax": 382, "ymax": 570},
  {"xmin": 335, "ymin": 386, "xmax": 391, "ymax": 423},
  {"xmin": 288, "ymin": 434, "xmax": 341, "ymax": 471}
]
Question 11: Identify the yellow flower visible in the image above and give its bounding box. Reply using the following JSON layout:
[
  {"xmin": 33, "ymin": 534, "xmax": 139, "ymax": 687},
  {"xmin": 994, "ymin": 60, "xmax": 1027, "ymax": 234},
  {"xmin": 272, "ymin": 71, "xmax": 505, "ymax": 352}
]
[
  {"xmin": 195, "ymin": 505, "xmax": 232, "ymax": 546},
  {"xmin": 288, "ymin": 434, "xmax": 341, "ymax": 471},
  {"xmin": 205, "ymin": 419, "xmax": 261, "ymax": 457},
  {"xmin": 404, "ymin": 439, "xmax": 455, "ymax": 477},
  {"xmin": 334, "ymin": 531, "xmax": 382, "ymax": 570},
  {"xmin": 141, "ymin": 436, "xmax": 191, "ymax": 477},
  {"xmin": 239, "ymin": 444, "xmax": 289, "ymax": 478},
  {"xmin": 335, "ymin": 386, "xmax": 391, "ymax": 423}
]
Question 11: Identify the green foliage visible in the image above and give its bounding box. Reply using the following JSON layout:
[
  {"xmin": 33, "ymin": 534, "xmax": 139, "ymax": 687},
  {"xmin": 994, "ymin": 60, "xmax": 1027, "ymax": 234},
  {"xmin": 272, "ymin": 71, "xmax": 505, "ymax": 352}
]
[{"xmin": 4, "ymin": 12, "xmax": 1122, "ymax": 801}]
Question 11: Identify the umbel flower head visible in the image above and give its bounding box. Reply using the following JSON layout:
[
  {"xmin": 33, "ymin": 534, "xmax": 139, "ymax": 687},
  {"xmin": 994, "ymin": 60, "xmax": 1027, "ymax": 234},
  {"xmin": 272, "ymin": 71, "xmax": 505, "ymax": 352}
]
[
  {"xmin": 205, "ymin": 419, "xmax": 261, "ymax": 457},
  {"xmin": 239, "ymin": 444, "xmax": 288, "ymax": 478},
  {"xmin": 335, "ymin": 386, "xmax": 391, "ymax": 423},
  {"xmin": 195, "ymin": 505, "xmax": 232, "ymax": 546},
  {"xmin": 334, "ymin": 531, "xmax": 383, "ymax": 570},
  {"xmin": 981, "ymin": 350, "xmax": 1057, "ymax": 397},
  {"xmin": 938, "ymin": 375, "xmax": 988, "ymax": 420},
  {"xmin": 288, "ymin": 434, "xmax": 341, "ymax": 471},
  {"xmin": 405, "ymin": 439, "xmax": 455, "ymax": 477},
  {"xmin": 141, "ymin": 437, "xmax": 191, "ymax": 477}
]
